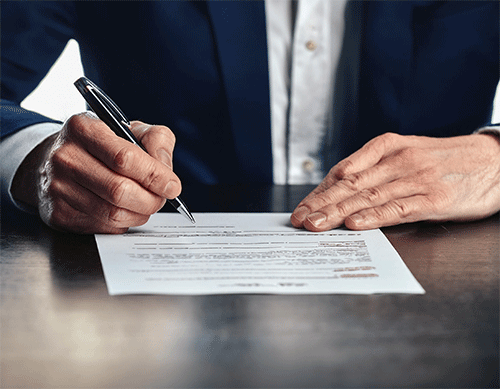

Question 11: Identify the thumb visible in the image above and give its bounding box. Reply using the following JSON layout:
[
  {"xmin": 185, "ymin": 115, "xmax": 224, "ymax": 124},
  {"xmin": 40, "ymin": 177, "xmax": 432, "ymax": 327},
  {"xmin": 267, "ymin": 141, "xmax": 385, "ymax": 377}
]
[{"xmin": 129, "ymin": 121, "xmax": 176, "ymax": 169}]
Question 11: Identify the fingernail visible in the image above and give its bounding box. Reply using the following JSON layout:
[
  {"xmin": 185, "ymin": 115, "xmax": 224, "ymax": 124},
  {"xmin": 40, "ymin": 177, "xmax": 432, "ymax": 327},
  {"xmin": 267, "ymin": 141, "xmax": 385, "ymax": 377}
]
[
  {"xmin": 349, "ymin": 214, "xmax": 364, "ymax": 225},
  {"xmin": 293, "ymin": 206, "xmax": 310, "ymax": 222},
  {"xmin": 158, "ymin": 148, "xmax": 172, "ymax": 168},
  {"xmin": 165, "ymin": 180, "xmax": 180, "ymax": 197},
  {"xmin": 307, "ymin": 212, "xmax": 327, "ymax": 227}
]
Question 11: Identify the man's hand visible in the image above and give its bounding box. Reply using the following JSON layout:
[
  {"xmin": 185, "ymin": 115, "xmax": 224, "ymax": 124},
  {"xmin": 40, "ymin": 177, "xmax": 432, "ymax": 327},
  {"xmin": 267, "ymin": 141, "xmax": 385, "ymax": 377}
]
[
  {"xmin": 291, "ymin": 132, "xmax": 500, "ymax": 231},
  {"xmin": 11, "ymin": 113, "xmax": 181, "ymax": 234}
]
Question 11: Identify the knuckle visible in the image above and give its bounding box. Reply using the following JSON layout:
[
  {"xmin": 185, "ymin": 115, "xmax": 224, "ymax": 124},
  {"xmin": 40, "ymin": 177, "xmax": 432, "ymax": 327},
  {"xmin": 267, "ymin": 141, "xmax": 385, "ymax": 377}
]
[
  {"xmin": 395, "ymin": 147, "xmax": 428, "ymax": 167},
  {"xmin": 379, "ymin": 132, "xmax": 399, "ymax": 143},
  {"xmin": 107, "ymin": 205, "xmax": 154, "ymax": 228},
  {"xmin": 359, "ymin": 187, "xmax": 383, "ymax": 203},
  {"xmin": 143, "ymin": 167, "xmax": 165, "ymax": 191},
  {"xmin": 415, "ymin": 166, "xmax": 439, "ymax": 184},
  {"xmin": 393, "ymin": 201, "xmax": 410, "ymax": 218},
  {"xmin": 371, "ymin": 205, "xmax": 393, "ymax": 221},
  {"xmin": 398, "ymin": 147, "xmax": 418, "ymax": 162},
  {"xmin": 312, "ymin": 184, "xmax": 349, "ymax": 209},
  {"xmin": 338, "ymin": 173, "xmax": 363, "ymax": 193},
  {"xmin": 335, "ymin": 202, "xmax": 351, "ymax": 217},
  {"xmin": 50, "ymin": 144, "xmax": 78, "ymax": 171},
  {"xmin": 65, "ymin": 113, "xmax": 86, "ymax": 131},
  {"xmin": 303, "ymin": 197, "xmax": 326, "ymax": 212},
  {"xmin": 50, "ymin": 147, "xmax": 70, "ymax": 168},
  {"xmin": 370, "ymin": 132, "xmax": 400, "ymax": 153},
  {"xmin": 107, "ymin": 206, "xmax": 128, "ymax": 224},
  {"xmin": 65, "ymin": 113, "xmax": 97, "ymax": 138},
  {"xmin": 147, "ymin": 198, "xmax": 165, "ymax": 214},
  {"xmin": 108, "ymin": 178, "xmax": 130, "ymax": 205},
  {"xmin": 111, "ymin": 145, "xmax": 136, "ymax": 172},
  {"xmin": 43, "ymin": 198, "xmax": 68, "ymax": 228},
  {"xmin": 315, "ymin": 191, "xmax": 338, "ymax": 209},
  {"xmin": 391, "ymin": 200, "xmax": 414, "ymax": 219},
  {"xmin": 333, "ymin": 159, "xmax": 355, "ymax": 179},
  {"xmin": 378, "ymin": 132, "xmax": 399, "ymax": 146},
  {"xmin": 142, "ymin": 125, "xmax": 176, "ymax": 146},
  {"xmin": 427, "ymin": 190, "xmax": 452, "ymax": 212},
  {"xmin": 46, "ymin": 180, "xmax": 63, "ymax": 199}
]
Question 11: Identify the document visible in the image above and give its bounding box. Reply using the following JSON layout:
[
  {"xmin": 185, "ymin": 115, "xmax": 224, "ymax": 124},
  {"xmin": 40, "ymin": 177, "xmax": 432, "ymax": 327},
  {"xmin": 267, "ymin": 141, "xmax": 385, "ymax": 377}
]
[{"xmin": 95, "ymin": 213, "xmax": 425, "ymax": 295}]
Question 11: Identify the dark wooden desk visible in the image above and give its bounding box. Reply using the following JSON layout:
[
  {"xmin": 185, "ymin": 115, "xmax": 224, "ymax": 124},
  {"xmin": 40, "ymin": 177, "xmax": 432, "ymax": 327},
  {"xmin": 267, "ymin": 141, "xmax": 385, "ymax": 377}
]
[{"xmin": 1, "ymin": 185, "xmax": 498, "ymax": 388}]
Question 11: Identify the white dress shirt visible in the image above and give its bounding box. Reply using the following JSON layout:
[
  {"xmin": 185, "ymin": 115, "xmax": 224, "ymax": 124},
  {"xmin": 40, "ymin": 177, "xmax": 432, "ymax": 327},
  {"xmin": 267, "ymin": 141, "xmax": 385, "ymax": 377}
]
[{"xmin": 265, "ymin": 0, "xmax": 346, "ymax": 184}]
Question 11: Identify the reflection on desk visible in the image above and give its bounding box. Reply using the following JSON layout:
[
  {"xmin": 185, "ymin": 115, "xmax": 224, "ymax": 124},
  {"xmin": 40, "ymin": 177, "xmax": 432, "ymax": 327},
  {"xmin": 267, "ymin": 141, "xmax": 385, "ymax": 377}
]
[{"xmin": 1, "ymin": 185, "xmax": 498, "ymax": 388}]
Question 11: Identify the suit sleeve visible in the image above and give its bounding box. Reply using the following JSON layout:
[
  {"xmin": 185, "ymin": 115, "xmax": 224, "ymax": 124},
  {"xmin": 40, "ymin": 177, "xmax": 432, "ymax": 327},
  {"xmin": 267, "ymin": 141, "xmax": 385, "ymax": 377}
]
[{"xmin": 1, "ymin": 1, "xmax": 76, "ymax": 139}]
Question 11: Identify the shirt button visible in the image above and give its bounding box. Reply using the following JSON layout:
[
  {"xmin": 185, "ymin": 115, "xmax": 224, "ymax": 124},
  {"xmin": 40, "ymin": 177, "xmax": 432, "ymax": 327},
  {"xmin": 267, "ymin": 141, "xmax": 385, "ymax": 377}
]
[
  {"xmin": 305, "ymin": 40, "xmax": 317, "ymax": 51},
  {"xmin": 302, "ymin": 159, "xmax": 315, "ymax": 172}
]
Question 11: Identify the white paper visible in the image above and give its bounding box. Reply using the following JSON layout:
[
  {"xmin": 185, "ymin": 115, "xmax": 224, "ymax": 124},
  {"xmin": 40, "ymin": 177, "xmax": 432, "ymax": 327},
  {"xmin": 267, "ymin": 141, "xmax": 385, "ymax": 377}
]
[{"xmin": 95, "ymin": 213, "xmax": 425, "ymax": 295}]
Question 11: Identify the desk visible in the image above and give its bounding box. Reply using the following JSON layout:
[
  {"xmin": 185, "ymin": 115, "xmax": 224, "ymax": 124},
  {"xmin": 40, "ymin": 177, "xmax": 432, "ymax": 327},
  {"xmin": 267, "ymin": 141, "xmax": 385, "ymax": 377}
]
[{"xmin": 1, "ymin": 185, "xmax": 498, "ymax": 388}]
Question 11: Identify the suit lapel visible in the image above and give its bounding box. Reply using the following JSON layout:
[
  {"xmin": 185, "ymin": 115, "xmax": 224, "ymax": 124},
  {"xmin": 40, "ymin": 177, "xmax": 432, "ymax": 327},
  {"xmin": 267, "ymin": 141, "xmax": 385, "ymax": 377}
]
[
  {"xmin": 324, "ymin": 0, "xmax": 365, "ymax": 167},
  {"xmin": 326, "ymin": 0, "xmax": 415, "ymax": 165},
  {"xmin": 206, "ymin": 1, "xmax": 273, "ymax": 182}
]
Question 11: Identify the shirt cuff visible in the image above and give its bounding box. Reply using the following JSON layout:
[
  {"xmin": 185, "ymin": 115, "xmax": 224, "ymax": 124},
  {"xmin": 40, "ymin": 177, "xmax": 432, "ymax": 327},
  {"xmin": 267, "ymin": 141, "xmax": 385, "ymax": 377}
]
[
  {"xmin": 0, "ymin": 122, "xmax": 62, "ymax": 212},
  {"xmin": 475, "ymin": 125, "xmax": 500, "ymax": 137}
]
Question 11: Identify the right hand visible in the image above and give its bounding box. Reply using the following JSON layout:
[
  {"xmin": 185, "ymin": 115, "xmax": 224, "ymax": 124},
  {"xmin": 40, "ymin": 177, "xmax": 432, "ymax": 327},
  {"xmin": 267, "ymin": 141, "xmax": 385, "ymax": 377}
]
[{"xmin": 11, "ymin": 112, "xmax": 182, "ymax": 234}]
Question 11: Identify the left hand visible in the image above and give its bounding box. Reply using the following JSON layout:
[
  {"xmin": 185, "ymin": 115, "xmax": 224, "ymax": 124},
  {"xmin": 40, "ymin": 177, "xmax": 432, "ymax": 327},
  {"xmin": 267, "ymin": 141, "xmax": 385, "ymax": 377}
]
[{"xmin": 291, "ymin": 132, "xmax": 500, "ymax": 231}]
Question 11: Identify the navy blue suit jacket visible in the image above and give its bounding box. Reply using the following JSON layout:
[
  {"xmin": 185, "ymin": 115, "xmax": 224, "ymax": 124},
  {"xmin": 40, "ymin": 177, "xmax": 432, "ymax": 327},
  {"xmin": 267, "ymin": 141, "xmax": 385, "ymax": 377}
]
[{"xmin": 2, "ymin": 1, "xmax": 499, "ymax": 185}]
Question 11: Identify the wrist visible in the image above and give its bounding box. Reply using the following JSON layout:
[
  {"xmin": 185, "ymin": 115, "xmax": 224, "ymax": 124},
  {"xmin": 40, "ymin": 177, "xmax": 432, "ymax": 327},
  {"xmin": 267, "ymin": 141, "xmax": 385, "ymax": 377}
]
[{"xmin": 11, "ymin": 133, "xmax": 57, "ymax": 210}]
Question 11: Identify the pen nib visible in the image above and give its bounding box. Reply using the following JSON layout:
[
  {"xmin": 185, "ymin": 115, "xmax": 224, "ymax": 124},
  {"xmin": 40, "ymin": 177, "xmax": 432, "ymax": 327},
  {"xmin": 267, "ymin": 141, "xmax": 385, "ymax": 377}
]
[
  {"xmin": 176, "ymin": 199, "xmax": 195, "ymax": 224},
  {"xmin": 168, "ymin": 197, "xmax": 195, "ymax": 223},
  {"xmin": 184, "ymin": 210, "xmax": 196, "ymax": 224}
]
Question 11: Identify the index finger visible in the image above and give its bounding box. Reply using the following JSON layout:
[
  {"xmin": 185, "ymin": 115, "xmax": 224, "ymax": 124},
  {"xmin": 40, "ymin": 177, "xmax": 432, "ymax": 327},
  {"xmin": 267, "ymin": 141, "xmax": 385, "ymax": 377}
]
[
  {"xmin": 295, "ymin": 133, "xmax": 398, "ymax": 204},
  {"xmin": 291, "ymin": 133, "xmax": 407, "ymax": 228},
  {"xmin": 332, "ymin": 132, "xmax": 407, "ymax": 180},
  {"xmin": 71, "ymin": 115, "xmax": 182, "ymax": 199}
]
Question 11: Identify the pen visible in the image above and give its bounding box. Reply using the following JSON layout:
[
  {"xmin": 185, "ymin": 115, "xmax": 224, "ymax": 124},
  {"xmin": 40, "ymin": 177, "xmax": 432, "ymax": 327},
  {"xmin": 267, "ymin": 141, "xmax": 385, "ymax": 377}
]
[{"xmin": 74, "ymin": 76, "xmax": 195, "ymax": 224}]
